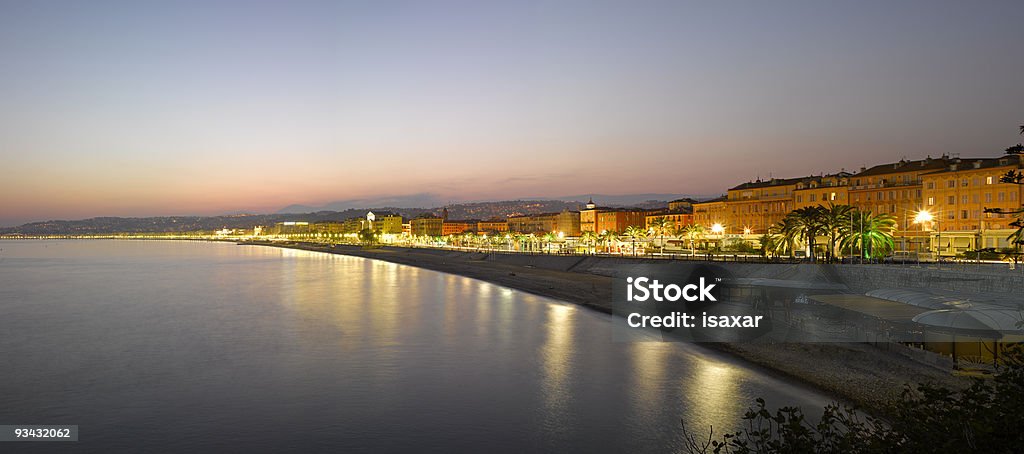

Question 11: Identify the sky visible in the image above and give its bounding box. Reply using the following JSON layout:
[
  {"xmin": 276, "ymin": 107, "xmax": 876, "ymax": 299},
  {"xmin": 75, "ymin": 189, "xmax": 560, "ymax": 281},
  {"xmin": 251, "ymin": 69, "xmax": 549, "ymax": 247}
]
[{"xmin": 1, "ymin": 0, "xmax": 1023, "ymax": 226}]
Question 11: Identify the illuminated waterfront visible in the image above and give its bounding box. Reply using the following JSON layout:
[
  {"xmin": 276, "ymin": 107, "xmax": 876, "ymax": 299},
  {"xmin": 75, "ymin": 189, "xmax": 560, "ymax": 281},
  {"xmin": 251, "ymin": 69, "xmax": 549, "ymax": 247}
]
[{"xmin": 0, "ymin": 240, "xmax": 830, "ymax": 452}]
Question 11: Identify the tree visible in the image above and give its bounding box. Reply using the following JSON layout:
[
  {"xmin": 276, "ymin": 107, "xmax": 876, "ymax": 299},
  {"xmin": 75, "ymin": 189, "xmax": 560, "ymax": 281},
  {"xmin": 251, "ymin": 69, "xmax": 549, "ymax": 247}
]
[
  {"xmin": 780, "ymin": 206, "xmax": 827, "ymax": 261},
  {"xmin": 579, "ymin": 230, "xmax": 599, "ymax": 254},
  {"xmin": 599, "ymin": 230, "xmax": 620, "ymax": 254},
  {"xmin": 623, "ymin": 225, "xmax": 647, "ymax": 256},
  {"xmin": 682, "ymin": 224, "xmax": 707, "ymax": 257},
  {"xmin": 840, "ymin": 210, "xmax": 897, "ymax": 260},
  {"xmin": 357, "ymin": 228, "xmax": 379, "ymax": 246},
  {"xmin": 649, "ymin": 216, "xmax": 674, "ymax": 254},
  {"xmin": 765, "ymin": 221, "xmax": 797, "ymax": 258},
  {"xmin": 682, "ymin": 346, "xmax": 1024, "ymax": 454},
  {"xmin": 541, "ymin": 232, "xmax": 558, "ymax": 253},
  {"xmin": 984, "ymin": 123, "xmax": 1024, "ymax": 252},
  {"xmin": 820, "ymin": 204, "xmax": 853, "ymax": 262}
]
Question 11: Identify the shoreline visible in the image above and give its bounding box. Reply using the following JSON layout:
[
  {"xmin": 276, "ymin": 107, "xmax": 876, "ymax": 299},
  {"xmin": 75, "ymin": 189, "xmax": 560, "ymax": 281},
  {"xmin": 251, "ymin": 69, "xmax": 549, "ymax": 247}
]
[{"xmin": 244, "ymin": 240, "xmax": 971, "ymax": 416}]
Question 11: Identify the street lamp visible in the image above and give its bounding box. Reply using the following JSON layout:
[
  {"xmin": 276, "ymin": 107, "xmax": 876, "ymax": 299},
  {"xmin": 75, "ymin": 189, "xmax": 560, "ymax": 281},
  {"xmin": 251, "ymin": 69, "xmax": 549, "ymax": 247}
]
[
  {"xmin": 914, "ymin": 209, "xmax": 939, "ymax": 268},
  {"xmin": 710, "ymin": 223, "xmax": 724, "ymax": 255}
]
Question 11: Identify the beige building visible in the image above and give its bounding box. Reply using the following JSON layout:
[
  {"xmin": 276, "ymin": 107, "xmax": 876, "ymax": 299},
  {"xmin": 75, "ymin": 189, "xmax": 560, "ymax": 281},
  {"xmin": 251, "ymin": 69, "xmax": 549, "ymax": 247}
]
[
  {"xmin": 477, "ymin": 219, "xmax": 509, "ymax": 233},
  {"xmin": 410, "ymin": 215, "xmax": 443, "ymax": 237},
  {"xmin": 508, "ymin": 209, "xmax": 581, "ymax": 235}
]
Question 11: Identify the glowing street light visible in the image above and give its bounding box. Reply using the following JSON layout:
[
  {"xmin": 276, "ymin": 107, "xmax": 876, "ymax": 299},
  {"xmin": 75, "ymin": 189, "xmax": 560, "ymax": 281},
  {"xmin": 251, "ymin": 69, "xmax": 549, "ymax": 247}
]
[
  {"xmin": 913, "ymin": 210, "xmax": 934, "ymax": 224},
  {"xmin": 710, "ymin": 223, "xmax": 724, "ymax": 234},
  {"xmin": 743, "ymin": 227, "xmax": 752, "ymax": 236},
  {"xmin": 913, "ymin": 209, "xmax": 940, "ymax": 268}
]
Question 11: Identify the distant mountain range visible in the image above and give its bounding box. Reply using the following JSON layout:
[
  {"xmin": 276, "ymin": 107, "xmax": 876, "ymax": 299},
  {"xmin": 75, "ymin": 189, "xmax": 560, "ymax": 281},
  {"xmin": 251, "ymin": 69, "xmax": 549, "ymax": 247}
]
[{"xmin": 1, "ymin": 194, "xmax": 715, "ymax": 235}]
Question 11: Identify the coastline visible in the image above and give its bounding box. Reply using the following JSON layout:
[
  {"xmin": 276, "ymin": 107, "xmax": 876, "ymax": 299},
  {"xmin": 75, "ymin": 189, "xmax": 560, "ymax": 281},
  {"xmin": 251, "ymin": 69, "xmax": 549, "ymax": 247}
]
[{"xmin": 244, "ymin": 240, "xmax": 970, "ymax": 416}]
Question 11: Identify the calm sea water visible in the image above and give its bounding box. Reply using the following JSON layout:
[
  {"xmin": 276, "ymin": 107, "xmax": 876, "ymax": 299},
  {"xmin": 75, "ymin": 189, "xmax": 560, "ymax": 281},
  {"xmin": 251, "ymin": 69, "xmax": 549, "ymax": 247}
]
[{"xmin": 0, "ymin": 240, "xmax": 831, "ymax": 452}]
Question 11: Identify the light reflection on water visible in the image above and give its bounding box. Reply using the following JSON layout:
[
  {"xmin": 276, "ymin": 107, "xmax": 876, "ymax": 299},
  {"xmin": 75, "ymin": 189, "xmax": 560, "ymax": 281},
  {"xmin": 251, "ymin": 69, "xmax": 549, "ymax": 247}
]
[{"xmin": 0, "ymin": 240, "xmax": 831, "ymax": 453}]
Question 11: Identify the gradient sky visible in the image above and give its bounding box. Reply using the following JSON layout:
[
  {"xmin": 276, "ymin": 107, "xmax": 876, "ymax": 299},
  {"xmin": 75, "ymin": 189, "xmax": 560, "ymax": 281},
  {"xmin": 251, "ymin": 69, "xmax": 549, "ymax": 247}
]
[{"xmin": 2, "ymin": 1, "xmax": 1023, "ymax": 226}]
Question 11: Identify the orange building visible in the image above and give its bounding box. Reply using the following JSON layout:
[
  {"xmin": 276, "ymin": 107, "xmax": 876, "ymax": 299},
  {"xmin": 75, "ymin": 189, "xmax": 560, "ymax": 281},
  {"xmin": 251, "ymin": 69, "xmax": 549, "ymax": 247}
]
[
  {"xmin": 793, "ymin": 173, "xmax": 851, "ymax": 210},
  {"xmin": 693, "ymin": 197, "xmax": 727, "ymax": 230},
  {"xmin": 442, "ymin": 221, "xmax": 473, "ymax": 236},
  {"xmin": 595, "ymin": 209, "xmax": 653, "ymax": 233},
  {"xmin": 920, "ymin": 155, "xmax": 1023, "ymax": 254},
  {"xmin": 692, "ymin": 153, "xmax": 1023, "ymax": 256},
  {"xmin": 847, "ymin": 156, "xmax": 959, "ymax": 248},
  {"xmin": 719, "ymin": 177, "xmax": 802, "ymax": 234},
  {"xmin": 580, "ymin": 198, "xmax": 603, "ymax": 233},
  {"xmin": 645, "ymin": 210, "xmax": 694, "ymax": 231},
  {"xmin": 667, "ymin": 198, "xmax": 698, "ymax": 212}
]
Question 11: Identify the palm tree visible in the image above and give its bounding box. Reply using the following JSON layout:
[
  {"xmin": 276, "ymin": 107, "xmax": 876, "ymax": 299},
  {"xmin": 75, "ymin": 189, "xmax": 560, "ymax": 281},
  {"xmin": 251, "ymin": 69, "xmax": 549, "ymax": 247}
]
[
  {"xmin": 781, "ymin": 206, "xmax": 827, "ymax": 261},
  {"xmin": 513, "ymin": 233, "xmax": 529, "ymax": 252},
  {"xmin": 682, "ymin": 224, "xmax": 707, "ymax": 257},
  {"xmin": 623, "ymin": 225, "xmax": 647, "ymax": 256},
  {"xmin": 599, "ymin": 230, "xmax": 620, "ymax": 254},
  {"xmin": 649, "ymin": 216, "xmax": 674, "ymax": 254},
  {"xmin": 840, "ymin": 210, "xmax": 897, "ymax": 260},
  {"xmin": 764, "ymin": 220, "xmax": 796, "ymax": 258},
  {"xmin": 579, "ymin": 231, "xmax": 599, "ymax": 254},
  {"xmin": 820, "ymin": 203, "xmax": 853, "ymax": 262},
  {"xmin": 542, "ymin": 232, "xmax": 558, "ymax": 253}
]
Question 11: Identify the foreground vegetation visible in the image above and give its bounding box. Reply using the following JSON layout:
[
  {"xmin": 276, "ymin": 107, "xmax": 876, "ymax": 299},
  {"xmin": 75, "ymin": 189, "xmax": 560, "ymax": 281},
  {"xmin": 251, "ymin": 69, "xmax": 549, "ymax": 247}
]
[{"xmin": 682, "ymin": 346, "xmax": 1024, "ymax": 453}]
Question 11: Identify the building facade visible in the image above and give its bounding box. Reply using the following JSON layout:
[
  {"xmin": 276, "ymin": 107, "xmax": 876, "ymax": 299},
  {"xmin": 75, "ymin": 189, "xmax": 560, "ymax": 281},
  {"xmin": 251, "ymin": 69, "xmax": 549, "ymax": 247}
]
[
  {"xmin": 410, "ymin": 215, "xmax": 443, "ymax": 237},
  {"xmin": 691, "ymin": 153, "xmax": 1023, "ymax": 256},
  {"xmin": 644, "ymin": 210, "xmax": 694, "ymax": 231},
  {"xmin": 920, "ymin": 155, "xmax": 1023, "ymax": 254},
  {"xmin": 595, "ymin": 209, "xmax": 652, "ymax": 233},
  {"xmin": 477, "ymin": 219, "xmax": 509, "ymax": 233},
  {"xmin": 508, "ymin": 209, "xmax": 581, "ymax": 235},
  {"xmin": 442, "ymin": 221, "xmax": 473, "ymax": 236}
]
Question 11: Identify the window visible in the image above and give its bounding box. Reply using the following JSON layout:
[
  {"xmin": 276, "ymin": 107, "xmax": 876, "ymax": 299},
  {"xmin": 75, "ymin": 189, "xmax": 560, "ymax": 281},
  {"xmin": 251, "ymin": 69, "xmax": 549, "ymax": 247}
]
[
  {"xmin": 947, "ymin": 180, "xmax": 956, "ymax": 188},
  {"xmin": 830, "ymin": 192, "xmax": 837, "ymax": 201},
  {"xmin": 916, "ymin": 189, "xmax": 922, "ymax": 198},
  {"xmin": 809, "ymin": 194, "xmax": 816, "ymax": 202},
  {"xmin": 973, "ymin": 178, "xmax": 980, "ymax": 186},
  {"xmin": 1012, "ymin": 192, "xmax": 1018, "ymax": 201},
  {"xmin": 796, "ymin": 195, "xmax": 802, "ymax": 203},
  {"xmin": 973, "ymin": 194, "xmax": 979, "ymax": 203},
  {"xmin": 928, "ymin": 197, "xmax": 935, "ymax": 206},
  {"xmin": 878, "ymin": 191, "xmax": 885, "ymax": 200},
  {"xmin": 986, "ymin": 176, "xmax": 994, "ymax": 185},
  {"xmin": 961, "ymin": 195, "xmax": 968, "ymax": 204},
  {"xmin": 947, "ymin": 212, "xmax": 955, "ymax": 220},
  {"xmin": 948, "ymin": 196, "xmax": 956, "ymax": 205},
  {"xmin": 985, "ymin": 193, "xmax": 992, "ymax": 202},
  {"xmin": 889, "ymin": 191, "xmax": 895, "ymax": 200},
  {"xmin": 927, "ymin": 182, "xmax": 935, "ymax": 189},
  {"xmin": 961, "ymin": 210, "xmax": 968, "ymax": 219},
  {"xmin": 962, "ymin": 179, "xmax": 969, "ymax": 187}
]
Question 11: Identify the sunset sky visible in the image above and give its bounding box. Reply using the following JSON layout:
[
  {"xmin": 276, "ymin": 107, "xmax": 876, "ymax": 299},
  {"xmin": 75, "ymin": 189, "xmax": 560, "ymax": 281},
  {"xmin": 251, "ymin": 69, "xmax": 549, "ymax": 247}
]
[{"xmin": 1, "ymin": 1, "xmax": 1023, "ymax": 226}]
